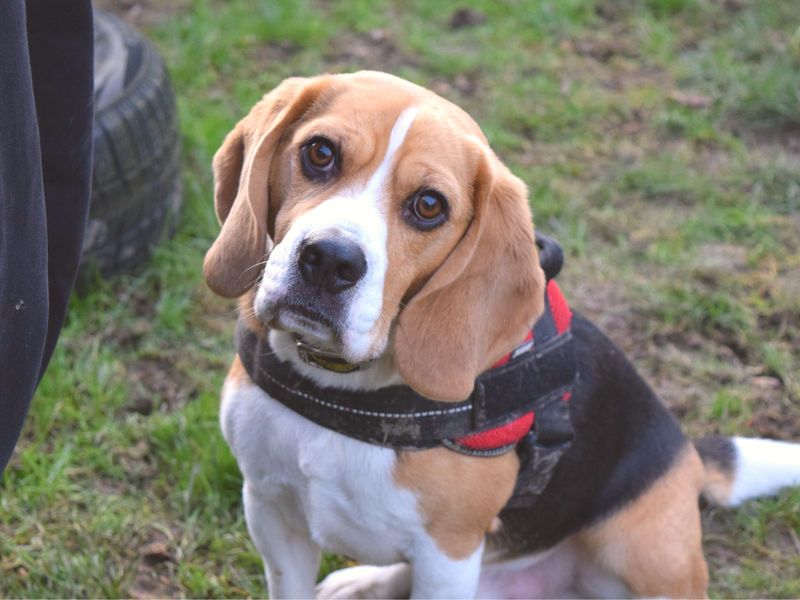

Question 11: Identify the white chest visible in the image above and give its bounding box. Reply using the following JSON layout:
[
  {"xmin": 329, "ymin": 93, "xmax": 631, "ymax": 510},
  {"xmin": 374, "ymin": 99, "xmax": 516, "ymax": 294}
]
[{"xmin": 220, "ymin": 379, "xmax": 425, "ymax": 565}]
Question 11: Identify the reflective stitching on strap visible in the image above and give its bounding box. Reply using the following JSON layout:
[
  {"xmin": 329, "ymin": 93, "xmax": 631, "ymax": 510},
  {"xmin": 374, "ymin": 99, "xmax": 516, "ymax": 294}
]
[{"xmin": 256, "ymin": 361, "xmax": 472, "ymax": 419}]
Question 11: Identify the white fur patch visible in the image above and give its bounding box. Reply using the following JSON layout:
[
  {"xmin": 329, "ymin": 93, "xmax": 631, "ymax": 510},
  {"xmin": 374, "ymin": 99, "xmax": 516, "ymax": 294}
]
[
  {"xmin": 221, "ymin": 374, "xmax": 485, "ymax": 597},
  {"xmin": 221, "ymin": 379, "xmax": 417, "ymax": 565},
  {"xmin": 728, "ymin": 437, "xmax": 800, "ymax": 505}
]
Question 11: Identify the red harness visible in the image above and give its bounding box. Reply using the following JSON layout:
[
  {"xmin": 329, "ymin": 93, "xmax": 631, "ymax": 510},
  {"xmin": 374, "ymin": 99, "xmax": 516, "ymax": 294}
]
[{"xmin": 453, "ymin": 280, "xmax": 572, "ymax": 452}]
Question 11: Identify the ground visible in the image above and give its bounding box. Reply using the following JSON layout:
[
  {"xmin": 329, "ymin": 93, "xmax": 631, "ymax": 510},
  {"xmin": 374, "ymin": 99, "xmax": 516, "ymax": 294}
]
[{"xmin": 1, "ymin": 0, "xmax": 799, "ymax": 597}]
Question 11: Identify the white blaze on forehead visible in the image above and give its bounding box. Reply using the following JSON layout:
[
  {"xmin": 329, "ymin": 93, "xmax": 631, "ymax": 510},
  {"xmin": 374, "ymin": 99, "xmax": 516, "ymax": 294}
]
[
  {"xmin": 340, "ymin": 106, "xmax": 418, "ymax": 358},
  {"xmin": 363, "ymin": 106, "xmax": 419, "ymax": 197}
]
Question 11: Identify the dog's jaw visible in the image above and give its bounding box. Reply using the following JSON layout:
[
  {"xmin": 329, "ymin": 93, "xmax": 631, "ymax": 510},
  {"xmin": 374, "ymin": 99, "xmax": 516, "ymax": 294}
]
[
  {"xmin": 253, "ymin": 107, "xmax": 419, "ymax": 365},
  {"xmin": 267, "ymin": 328, "xmax": 405, "ymax": 391}
]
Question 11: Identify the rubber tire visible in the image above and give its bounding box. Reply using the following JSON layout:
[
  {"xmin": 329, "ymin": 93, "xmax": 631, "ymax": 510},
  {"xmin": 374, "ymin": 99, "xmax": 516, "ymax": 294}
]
[{"xmin": 80, "ymin": 10, "xmax": 181, "ymax": 281}]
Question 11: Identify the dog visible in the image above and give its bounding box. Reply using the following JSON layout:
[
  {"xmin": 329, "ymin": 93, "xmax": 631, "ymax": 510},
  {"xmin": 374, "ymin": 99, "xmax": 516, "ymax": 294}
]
[{"xmin": 205, "ymin": 71, "xmax": 800, "ymax": 598}]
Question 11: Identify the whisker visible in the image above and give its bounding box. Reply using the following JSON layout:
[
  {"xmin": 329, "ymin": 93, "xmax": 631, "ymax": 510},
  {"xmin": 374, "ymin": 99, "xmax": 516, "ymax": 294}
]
[
  {"xmin": 242, "ymin": 260, "xmax": 268, "ymax": 276},
  {"xmin": 373, "ymin": 293, "xmax": 410, "ymax": 311}
]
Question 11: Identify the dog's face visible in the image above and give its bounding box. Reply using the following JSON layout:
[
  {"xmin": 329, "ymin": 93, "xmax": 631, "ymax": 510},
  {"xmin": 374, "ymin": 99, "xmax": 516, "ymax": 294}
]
[{"xmin": 205, "ymin": 71, "xmax": 545, "ymax": 400}]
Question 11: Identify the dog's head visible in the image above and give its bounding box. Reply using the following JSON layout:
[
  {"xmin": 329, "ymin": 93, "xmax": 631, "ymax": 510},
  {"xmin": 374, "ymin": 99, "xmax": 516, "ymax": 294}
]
[{"xmin": 205, "ymin": 71, "xmax": 545, "ymax": 401}]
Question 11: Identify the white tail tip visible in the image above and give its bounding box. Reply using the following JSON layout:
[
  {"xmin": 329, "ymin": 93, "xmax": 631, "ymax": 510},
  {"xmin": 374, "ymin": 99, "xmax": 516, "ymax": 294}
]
[{"xmin": 728, "ymin": 437, "xmax": 800, "ymax": 506}]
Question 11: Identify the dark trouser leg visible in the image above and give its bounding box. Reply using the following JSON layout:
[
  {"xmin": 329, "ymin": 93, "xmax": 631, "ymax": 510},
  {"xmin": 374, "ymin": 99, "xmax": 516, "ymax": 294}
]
[
  {"xmin": 27, "ymin": 0, "xmax": 95, "ymax": 378},
  {"xmin": 0, "ymin": 0, "xmax": 94, "ymax": 473}
]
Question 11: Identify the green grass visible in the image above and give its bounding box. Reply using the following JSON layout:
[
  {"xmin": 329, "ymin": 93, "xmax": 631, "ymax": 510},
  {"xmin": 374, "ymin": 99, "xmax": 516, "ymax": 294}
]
[{"xmin": 2, "ymin": 0, "xmax": 799, "ymax": 597}]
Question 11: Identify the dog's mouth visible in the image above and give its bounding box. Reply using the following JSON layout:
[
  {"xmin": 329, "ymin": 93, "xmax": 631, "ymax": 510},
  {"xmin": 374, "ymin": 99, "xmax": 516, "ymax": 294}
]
[
  {"xmin": 271, "ymin": 304, "xmax": 379, "ymax": 373},
  {"xmin": 273, "ymin": 303, "xmax": 339, "ymax": 349},
  {"xmin": 267, "ymin": 301, "xmax": 382, "ymax": 373}
]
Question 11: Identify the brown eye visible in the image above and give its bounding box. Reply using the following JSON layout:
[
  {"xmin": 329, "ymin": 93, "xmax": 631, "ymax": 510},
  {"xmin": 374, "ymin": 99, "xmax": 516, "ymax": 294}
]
[
  {"xmin": 414, "ymin": 192, "xmax": 444, "ymax": 220},
  {"xmin": 308, "ymin": 140, "xmax": 334, "ymax": 168},
  {"xmin": 301, "ymin": 137, "xmax": 339, "ymax": 180},
  {"xmin": 405, "ymin": 189, "xmax": 448, "ymax": 230}
]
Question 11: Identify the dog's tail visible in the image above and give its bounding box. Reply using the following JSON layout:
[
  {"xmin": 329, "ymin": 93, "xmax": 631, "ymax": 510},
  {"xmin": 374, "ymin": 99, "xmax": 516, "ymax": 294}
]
[{"xmin": 694, "ymin": 436, "xmax": 800, "ymax": 506}]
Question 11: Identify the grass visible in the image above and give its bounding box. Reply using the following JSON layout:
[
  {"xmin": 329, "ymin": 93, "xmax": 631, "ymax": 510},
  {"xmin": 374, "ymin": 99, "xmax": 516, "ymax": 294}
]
[{"xmin": 2, "ymin": 0, "xmax": 799, "ymax": 597}]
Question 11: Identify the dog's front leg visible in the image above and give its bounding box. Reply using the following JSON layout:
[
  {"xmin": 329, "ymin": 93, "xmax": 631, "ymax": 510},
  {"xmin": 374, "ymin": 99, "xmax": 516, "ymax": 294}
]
[
  {"xmin": 243, "ymin": 482, "xmax": 321, "ymax": 599},
  {"xmin": 409, "ymin": 538, "xmax": 484, "ymax": 599}
]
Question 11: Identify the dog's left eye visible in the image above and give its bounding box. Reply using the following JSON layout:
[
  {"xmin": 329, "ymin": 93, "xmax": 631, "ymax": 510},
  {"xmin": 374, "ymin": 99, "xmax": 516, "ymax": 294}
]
[
  {"xmin": 404, "ymin": 189, "xmax": 448, "ymax": 230},
  {"xmin": 301, "ymin": 137, "xmax": 339, "ymax": 180}
]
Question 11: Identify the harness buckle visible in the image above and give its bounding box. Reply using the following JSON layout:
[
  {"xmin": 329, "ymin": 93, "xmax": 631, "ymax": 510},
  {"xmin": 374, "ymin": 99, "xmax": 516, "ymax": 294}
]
[{"xmin": 506, "ymin": 390, "xmax": 574, "ymax": 508}]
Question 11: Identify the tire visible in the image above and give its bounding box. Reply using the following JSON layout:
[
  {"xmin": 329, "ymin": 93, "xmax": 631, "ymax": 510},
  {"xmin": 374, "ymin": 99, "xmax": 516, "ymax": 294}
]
[{"xmin": 79, "ymin": 10, "xmax": 182, "ymax": 281}]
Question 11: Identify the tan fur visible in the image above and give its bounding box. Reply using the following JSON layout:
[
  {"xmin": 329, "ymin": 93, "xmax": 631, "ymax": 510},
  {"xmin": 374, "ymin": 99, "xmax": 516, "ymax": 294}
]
[
  {"xmin": 395, "ymin": 448, "xmax": 519, "ymax": 560},
  {"xmin": 577, "ymin": 443, "xmax": 709, "ymax": 598},
  {"xmin": 203, "ymin": 76, "xmax": 329, "ymax": 298},
  {"xmin": 227, "ymin": 354, "xmax": 248, "ymax": 382},
  {"xmin": 700, "ymin": 461, "xmax": 734, "ymax": 506},
  {"xmin": 392, "ymin": 148, "xmax": 546, "ymax": 402}
]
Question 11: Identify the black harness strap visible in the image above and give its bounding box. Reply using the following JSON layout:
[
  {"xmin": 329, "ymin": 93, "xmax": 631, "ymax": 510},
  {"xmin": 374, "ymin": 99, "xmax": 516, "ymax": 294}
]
[{"xmin": 236, "ymin": 314, "xmax": 575, "ymax": 450}]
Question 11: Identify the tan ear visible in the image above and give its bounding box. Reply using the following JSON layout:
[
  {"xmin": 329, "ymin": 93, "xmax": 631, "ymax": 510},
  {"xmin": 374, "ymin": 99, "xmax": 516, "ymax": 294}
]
[
  {"xmin": 203, "ymin": 77, "xmax": 326, "ymax": 298},
  {"xmin": 394, "ymin": 152, "xmax": 546, "ymax": 401}
]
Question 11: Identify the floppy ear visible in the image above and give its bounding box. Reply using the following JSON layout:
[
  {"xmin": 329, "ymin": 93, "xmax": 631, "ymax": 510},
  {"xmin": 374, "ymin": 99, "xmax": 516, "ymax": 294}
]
[
  {"xmin": 394, "ymin": 152, "xmax": 546, "ymax": 401},
  {"xmin": 203, "ymin": 77, "xmax": 325, "ymax": 298}
]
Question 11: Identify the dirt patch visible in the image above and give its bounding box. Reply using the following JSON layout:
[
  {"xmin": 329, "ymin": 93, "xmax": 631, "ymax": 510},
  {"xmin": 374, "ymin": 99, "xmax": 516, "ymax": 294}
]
[
  {"xmin": 449, "ymin": 8, "xmax": 487, "ymax": 30},
  {"xmin": 747, "ymin": 121, "xmax": 800, "ymax": 154},
  {"xmin": 113, "ymin": 320, "xmax": 155, "ymax": 350},
  {"xmin": 126, "ymin": 357, "xmax": 196, "ymax": 414},
  {"xmin": 127, "ymin": 529, "xmax": 182, "ymax": 599},
  {"xmin": 746, "ymin": 392, "xmax": 800, "ymax": 440},
  {"xmin": 561, "ymin": 267, "xmax": 642, "ymax": 356},
  {"xmin": 114, "ymin": 438, "xmax": 159, "ymax": 484},
  {"xmin": 325, "ymin": 30, "xmax": 421, "ymax": 72},
  {"xmin": 572, "ymin": 30, "xmax": 637, "ymax": 64},
  {"xmin": 429, "ymin": 71, "xmax": 482, "ymax": 101},
  {"xmin": 248, "ymin": 40, "xmax": 302, "ymax": 66},
  {"xmin": 594, "ymin": 0, "xmax": 635, "ymax": 22}
]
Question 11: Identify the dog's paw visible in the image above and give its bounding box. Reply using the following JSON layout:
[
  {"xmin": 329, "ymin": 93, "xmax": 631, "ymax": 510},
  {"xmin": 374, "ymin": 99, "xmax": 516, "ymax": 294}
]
[{"xmin": 316, "ymin": 564, "xmax": 411, "ymax": 599}]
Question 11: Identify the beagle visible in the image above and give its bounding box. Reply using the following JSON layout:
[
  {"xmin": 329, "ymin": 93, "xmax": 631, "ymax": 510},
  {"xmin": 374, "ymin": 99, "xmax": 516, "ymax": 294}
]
[{"xmin": 205, "ymin": 71, "xmax": 800, "ymax": 598}]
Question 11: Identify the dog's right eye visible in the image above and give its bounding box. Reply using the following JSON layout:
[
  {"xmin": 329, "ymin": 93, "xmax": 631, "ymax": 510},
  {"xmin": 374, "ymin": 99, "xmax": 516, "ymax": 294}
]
[{"xmin": 301, "ymin": 137, "xmax": 339, "ymax": 180}]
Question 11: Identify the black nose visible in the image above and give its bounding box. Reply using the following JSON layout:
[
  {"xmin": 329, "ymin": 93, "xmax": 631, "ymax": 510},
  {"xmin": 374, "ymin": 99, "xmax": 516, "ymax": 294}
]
[{"xmin": 298, "ymin": 238, "xmax": 367, "ymax": 294}]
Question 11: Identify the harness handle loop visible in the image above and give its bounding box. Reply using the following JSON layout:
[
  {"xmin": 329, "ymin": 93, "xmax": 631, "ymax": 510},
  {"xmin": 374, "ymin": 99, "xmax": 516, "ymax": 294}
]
[{"xmin": 536, "ymin": 233, "xmax": 564, "ymax": 281}]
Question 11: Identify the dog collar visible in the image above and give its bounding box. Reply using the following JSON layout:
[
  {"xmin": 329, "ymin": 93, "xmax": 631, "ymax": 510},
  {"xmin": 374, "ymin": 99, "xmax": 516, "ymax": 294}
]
[{"xmin": 236, "ymin": 282, "xmax": 574, "ymax": 448}]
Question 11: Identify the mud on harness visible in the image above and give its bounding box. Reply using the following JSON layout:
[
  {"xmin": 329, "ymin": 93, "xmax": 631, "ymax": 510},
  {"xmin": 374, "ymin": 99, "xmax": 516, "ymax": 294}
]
[{"xmin": 236, "ymin": 234, "xmax": 577, "ymax": 506}]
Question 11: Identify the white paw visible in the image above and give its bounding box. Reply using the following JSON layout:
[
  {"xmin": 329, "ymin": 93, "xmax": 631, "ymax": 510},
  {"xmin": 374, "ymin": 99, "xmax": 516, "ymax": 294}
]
[{"xmin": 316, "ymin": 564, "xmax": 411, "ymax": 599}]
